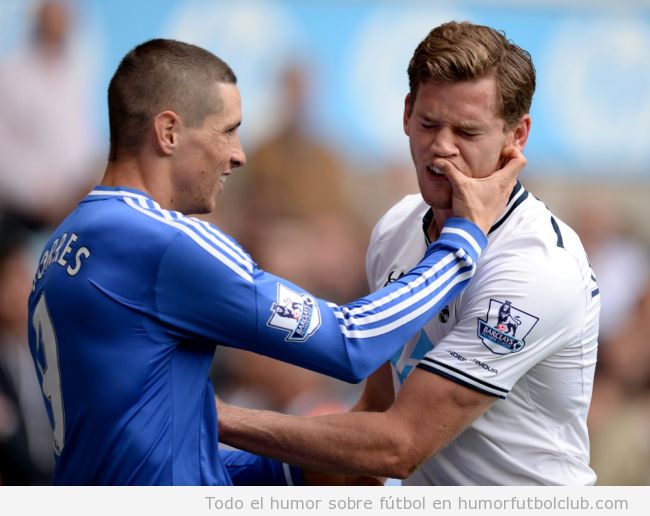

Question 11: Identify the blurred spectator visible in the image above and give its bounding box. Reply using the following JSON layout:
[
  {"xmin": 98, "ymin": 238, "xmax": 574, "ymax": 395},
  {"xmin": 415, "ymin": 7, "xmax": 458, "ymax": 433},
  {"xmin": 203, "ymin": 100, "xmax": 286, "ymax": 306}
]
[
  {"xmin": 0, "ymin": 215, "xmax": 54, "ymax": 484},
  {"xmin": 590, "ymin": 395, "xmax": 650, "ymax": 485},
  {"xmin": 568, "ymin": 188, "xmax": 650, "ymax": 485},
  {"xmin": 231, "ymin": 64, "xmax": 349, "ymax": 225},
  {"xmin": 224, "ymin": 62, "xmax": 370, "ymax": 301},
  {"xmin": 569, "ymin": 189, "xmax": 650, "ymax": 346},
  {"xmin": 211, "ymin": 62, "xmax": 370, "ymax": 416},
  {"xmin": 588, "ymin": 282, "xmax": 650, "ymax": 484},
  {"xmin": 253, "ymin": 213, "xmax": 368, "ymax": 304},
  {"xmin": 214, "ymin": 350, "xmax": 352, "ymax": 416},
  {"xmin": 0, "ymin": 0, "xmax": 100, "ymax": 231},
  {"xmin": 350, "ymin": 160, "xmax": 420, "ymax": 230}
]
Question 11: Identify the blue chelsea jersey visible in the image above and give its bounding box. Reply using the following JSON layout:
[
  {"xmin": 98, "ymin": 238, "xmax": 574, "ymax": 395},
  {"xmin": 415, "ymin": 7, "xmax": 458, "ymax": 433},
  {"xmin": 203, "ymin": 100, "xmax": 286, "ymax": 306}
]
[{"xmin": 27, "ymin": 186, "xmax": 486, "ymax": 485}]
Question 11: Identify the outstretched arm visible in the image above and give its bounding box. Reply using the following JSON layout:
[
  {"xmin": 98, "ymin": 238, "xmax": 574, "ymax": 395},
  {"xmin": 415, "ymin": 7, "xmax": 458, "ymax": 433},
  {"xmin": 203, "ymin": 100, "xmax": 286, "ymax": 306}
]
[
  {"xmin": 218, "ymin": 368, "xmax": 495, "ymax": 478},
  {"xmin": 242, "ymin": 147, "xmax": 525, "ymax": 381},
  {"xmin": 157, "ymin": 148, "xmax": 525, "ymax": 382}
]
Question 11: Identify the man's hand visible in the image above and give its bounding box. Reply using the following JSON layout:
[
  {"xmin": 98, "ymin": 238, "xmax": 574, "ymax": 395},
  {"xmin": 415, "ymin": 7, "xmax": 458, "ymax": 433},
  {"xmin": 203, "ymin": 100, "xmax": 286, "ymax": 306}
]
[
  {"xmin": 436, "ymin": 145, "xmax": 526, "ymax": 235},
  {"xmin": 218, "ymin": 396, "xmax": 383, "ymax": 485}
]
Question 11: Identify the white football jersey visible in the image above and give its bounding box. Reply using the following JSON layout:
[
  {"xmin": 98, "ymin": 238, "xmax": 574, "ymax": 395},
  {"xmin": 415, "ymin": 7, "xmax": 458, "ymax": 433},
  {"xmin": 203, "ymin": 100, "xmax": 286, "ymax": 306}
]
[{"xmin": 367, "ymin": 183, "xmax": 600, "ymax": 485}]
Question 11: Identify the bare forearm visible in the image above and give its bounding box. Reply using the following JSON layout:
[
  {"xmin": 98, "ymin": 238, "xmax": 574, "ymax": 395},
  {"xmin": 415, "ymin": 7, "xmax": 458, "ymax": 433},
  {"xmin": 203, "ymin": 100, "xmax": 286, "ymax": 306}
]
[
  {"xmin": 351, "ymin": 362, "xmax": 394, "ymax": 413},
  {"xmin": 218, "ymin": 404, "xmax": 417, "ymax": 478},
  {"xmin": 218, "ymin": 370, "xmax": 494, "ymax": 480}
]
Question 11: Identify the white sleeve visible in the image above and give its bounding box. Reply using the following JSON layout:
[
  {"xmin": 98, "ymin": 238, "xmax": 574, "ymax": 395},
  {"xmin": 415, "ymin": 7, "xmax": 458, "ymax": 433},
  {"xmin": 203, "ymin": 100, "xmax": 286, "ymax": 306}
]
[
  {"xmin": 366, "ymin": 194, "xmax": 426, "ymax": 294},
  {"xmin": 366, "ymin": 214, "xmax": 386, "ymax": 293},
  {"xmin": 417, "ymin": 246, "xmax": 588, "ymax": 399}
]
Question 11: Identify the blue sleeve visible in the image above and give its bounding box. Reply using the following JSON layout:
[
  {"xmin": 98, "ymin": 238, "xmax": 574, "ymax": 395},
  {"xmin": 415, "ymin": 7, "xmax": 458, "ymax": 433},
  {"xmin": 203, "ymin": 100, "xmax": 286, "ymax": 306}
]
[
  {"xmin": 220, "ymin": 449, "xmax": 305, "ymax": 486},
  {"xmin": 156, "ymin": 217, "xmax": 486, "ymax": 383}
]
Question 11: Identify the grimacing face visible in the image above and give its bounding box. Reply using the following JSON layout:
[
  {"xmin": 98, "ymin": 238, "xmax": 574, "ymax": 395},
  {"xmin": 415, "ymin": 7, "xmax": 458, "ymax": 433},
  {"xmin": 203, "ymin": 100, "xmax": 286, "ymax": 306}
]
[
  {"xmin": 172, "ymin": 82, "xmax": 246, "ymax": 214},
  {"xmin": 404, "ymin": 77, "xmax": 529, "ymax": 210}
]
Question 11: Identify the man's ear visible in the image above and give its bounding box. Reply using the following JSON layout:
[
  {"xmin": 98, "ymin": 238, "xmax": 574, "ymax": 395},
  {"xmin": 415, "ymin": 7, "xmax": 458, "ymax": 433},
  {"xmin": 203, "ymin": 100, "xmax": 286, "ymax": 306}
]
[
  {"xmin": 153, "ymin": 111, "xmax": 181, "ymax": 156},
  {"xmin": 510, "ymin": 114, "xmax": 531, "ymax": 150},
  {"xmin": 403, "ymin": 93, "xmax": 413, "ymax": 136}
]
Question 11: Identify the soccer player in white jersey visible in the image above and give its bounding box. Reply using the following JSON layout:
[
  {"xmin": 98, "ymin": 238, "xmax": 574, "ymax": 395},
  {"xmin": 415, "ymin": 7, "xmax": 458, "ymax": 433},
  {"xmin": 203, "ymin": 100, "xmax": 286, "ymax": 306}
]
[
  {"xmin": 218, "ymin": 21, "xmax": 601, "ymax": 485},
  {"xmin": 26, "ymin": 38, "xmax": 524, "ymax": 485}
]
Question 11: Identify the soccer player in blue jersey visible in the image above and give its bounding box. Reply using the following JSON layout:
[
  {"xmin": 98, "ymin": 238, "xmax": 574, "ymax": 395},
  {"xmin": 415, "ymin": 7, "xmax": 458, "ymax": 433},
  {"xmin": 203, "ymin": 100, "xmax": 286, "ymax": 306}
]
[{"xmin": 27, "ymin": 38, "xmax": 524, "ymax": 485}]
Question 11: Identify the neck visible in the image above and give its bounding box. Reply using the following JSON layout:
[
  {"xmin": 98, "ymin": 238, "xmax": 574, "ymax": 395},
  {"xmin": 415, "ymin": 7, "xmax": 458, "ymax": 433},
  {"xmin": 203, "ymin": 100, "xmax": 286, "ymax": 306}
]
[
  {"xmin": 427, "ymin": 208, "xmax": 452, "ymax": 241},
  {"xmin": 101, "ymin": 154, "xmax": 171, "ymax": 207}
]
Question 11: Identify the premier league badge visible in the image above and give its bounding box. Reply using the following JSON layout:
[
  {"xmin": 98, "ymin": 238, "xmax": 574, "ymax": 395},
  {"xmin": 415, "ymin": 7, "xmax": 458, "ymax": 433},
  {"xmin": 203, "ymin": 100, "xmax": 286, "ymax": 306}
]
[
  {"xmin": 267, "ymin": 283, "xmax": 321, "ymax": 342},
  {"xmin": 477, "ymin": 299, "xmax": 539, "ymax": 355}
]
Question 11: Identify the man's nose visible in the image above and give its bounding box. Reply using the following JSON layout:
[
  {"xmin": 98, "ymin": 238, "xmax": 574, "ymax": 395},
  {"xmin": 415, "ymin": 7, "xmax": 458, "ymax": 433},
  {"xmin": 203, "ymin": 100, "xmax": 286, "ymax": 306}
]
[
  {"xmin": 231, "ymin": 141, "xmax": 246, "ymax": 168},
  {"xmin": 430, "ymin": 126, "xmax": 456, "ymax": 157}
]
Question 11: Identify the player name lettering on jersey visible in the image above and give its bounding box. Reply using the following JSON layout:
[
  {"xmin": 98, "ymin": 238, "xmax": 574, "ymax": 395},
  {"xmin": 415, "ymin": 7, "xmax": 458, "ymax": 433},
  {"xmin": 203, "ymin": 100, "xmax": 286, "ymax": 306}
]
[{"xmin": 33, "ymin": 232, "xmax": 91, "ymax": 289}]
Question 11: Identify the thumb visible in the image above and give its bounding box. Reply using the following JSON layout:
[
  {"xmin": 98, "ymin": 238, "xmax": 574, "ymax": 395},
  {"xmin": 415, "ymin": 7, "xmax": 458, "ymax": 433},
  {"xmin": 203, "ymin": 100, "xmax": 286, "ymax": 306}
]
[
  {"xmin": 492, "ymin": 145, "xmax": 527, "ymax": 183},
  {"xmin": 433, "ymin": 158, "xmax": 466, "ymax": 190}
]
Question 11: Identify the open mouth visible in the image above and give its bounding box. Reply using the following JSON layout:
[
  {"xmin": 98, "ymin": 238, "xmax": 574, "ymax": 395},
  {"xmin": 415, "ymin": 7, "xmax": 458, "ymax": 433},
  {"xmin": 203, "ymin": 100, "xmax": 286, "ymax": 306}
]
[{"xmin": 427, "ymin": 165, "xmax": 445, "ymax": 176}]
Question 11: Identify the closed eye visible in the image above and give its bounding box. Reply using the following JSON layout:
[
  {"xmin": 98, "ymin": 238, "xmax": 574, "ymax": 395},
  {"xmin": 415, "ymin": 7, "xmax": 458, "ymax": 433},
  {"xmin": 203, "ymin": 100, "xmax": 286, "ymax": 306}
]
[
  {"xmin": 225, "ymin": 121, "xmax": 242, "ymax": 134},
  {"xmin": 458, "ymin": 129, "xmax": 481, "ymax": 139}
]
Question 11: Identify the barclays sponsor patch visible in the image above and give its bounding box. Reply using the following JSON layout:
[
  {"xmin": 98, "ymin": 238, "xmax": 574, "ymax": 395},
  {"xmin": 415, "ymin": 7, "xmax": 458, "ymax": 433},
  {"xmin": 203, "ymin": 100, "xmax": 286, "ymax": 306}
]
[
  {"xmin": 267, "ymin": 283, "xmax": 321, "ymax": 342},
  {"xmin": 477, "ymin": 299, "xmax": 539, "ymax": 355}
]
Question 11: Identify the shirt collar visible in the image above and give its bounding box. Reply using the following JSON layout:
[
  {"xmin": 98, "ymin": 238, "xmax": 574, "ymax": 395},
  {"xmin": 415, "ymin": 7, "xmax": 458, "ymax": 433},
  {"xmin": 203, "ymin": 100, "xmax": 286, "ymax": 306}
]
[
  {"xmin": 421, "ymin": 180, "xmax": 528, "ymax": 243},
  {"xmin": 82, "ymin": 185, "xmax": 157, "ymax": 204}
]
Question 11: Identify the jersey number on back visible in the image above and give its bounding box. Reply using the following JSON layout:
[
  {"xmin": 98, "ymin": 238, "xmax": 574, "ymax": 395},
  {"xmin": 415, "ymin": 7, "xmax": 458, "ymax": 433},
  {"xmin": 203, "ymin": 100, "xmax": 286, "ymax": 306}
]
[{"xmin": 32, "ymin": 293, "xmax": 65, "ymax": 455}]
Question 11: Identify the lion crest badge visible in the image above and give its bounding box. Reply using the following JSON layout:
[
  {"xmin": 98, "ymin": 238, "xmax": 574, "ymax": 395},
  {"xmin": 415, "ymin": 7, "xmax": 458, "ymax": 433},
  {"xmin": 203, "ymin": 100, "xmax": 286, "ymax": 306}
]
[
  {"xmin": 267, "ymin": 283, "xmax": 321, "ymax": 342},
  {"xmin": 477, "ymin": 299, "xmax": 539, "ymax": 355}
]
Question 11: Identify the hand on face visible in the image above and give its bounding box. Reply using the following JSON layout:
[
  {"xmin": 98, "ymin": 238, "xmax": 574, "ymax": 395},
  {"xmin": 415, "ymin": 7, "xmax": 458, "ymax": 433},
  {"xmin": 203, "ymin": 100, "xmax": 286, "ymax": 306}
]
[{"xmin": 435, "ymin": 145, "xmax": 527, "ymax": 235}]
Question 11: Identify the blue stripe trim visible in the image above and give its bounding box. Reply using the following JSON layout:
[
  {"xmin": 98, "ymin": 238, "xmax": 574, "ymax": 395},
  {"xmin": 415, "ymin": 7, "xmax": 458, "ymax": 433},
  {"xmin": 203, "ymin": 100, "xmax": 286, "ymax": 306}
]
[
  {"xmin": 420, "ymin": 357, "xmax": 508, "ymax": 393},
  {"xmin": 507, "ymin": 180, "xmax": 523, "ymax": 203},
  {"xmin": 422, "ymin": 208, "xmax": 434, "ymax": 245},
  {"xmin": 329, "ymin": 264, "xmax": 475, "ymax": 338},
  {"xmin": 88, "ymin": 187, "xmax": 255, "ymax": 279},
  {"xmin": 88, "ymin": 186, "xmax": 152, "ymax": 198},
  {"xmin": 189, "ymin": 217, "xmax": 253, "ymax": 265},
  {"xmin": 592, "ymin": 288, "xmax": 600, "ymax": 298},
  {"xmin": 326, "ymin": 217, "xmax": 486, "ymax": 338},
  {"xmin": 168, "ymin": 214, "xmax": 253, "ymax": 272},
  {"xmin": 329, "ymin": 262, "xmax": 474, "ymax": 332},
  {"xmin": 417, "ymin": 362, "xmax": 506, "ymax": 400},
  {"xmin": 421, "ymin": 183, "xmax": 524, "ymax": 244},
  {"xmin": 330, "ymin": 248, "xmax": 462, "ymax": 321},
  {"xmin": 128, "ymin": 197, "xmax": 254, "ymax": 273},
  {"xmin": 122, "ymin": 197, "xmax": 253, "ymax": 282},
  {"xmin": 489, "ymin": 182, "xmax": 529, "ymax": 235},
  {"xmin": 550, "ymin": 216, "xmax": 564, "ymax": 248},
  {"xmin": 436, "ymin": 217, "xmax": 487, "ymax": 265}
]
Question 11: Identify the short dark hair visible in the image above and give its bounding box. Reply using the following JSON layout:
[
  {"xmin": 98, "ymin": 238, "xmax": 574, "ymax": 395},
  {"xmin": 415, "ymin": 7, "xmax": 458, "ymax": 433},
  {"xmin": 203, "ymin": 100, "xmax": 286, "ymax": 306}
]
[
  {"xmin": 107, "ymin": 39, "xmax": 237, "ymax": 161},
  {"xmin": 408, "ymin": 21, "xmax": 535, "ymax": 127}
]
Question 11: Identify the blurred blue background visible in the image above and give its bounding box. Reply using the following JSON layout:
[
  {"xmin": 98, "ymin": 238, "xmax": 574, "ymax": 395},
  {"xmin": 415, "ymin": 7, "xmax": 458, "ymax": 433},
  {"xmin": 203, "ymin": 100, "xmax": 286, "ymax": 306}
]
[
  {"xmin": 2, "ymin": 0, "xmax": 650, "ymax": 177},
  {"xmin": 1, "ymin": 0, "xmax": 649, "ymax": 486}
]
